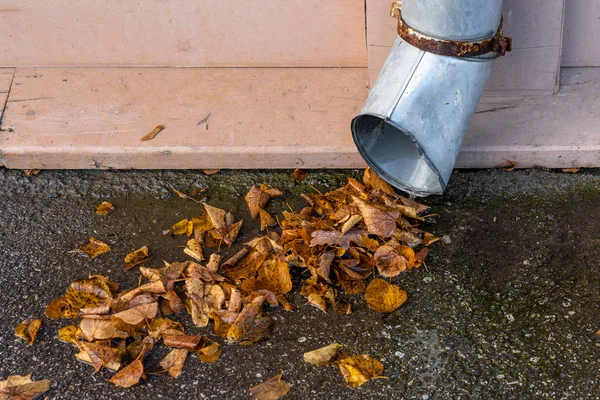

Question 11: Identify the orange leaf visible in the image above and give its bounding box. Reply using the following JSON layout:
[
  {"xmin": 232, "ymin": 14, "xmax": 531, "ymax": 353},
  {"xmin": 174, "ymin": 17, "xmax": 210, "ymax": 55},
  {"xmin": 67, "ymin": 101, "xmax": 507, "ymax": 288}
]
[{"xmin": 108, "ymin": 360, "xmax": 144, "ymax": 388}]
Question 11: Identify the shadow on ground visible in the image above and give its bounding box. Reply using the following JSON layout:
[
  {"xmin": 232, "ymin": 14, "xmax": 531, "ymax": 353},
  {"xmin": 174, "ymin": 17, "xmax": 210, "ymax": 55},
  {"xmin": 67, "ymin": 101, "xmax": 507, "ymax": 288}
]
[{"xmin": 0, "ymin": 169, "xmax": 599, "ymax": 399}]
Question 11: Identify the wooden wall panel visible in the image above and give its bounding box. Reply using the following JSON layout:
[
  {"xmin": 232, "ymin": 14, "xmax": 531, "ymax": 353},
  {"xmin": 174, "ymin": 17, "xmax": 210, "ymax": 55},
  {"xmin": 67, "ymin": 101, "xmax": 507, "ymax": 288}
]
[
  {"xmin": 0, "ymin": 0, "xmax": 367, "ymax": 68},
  {"xmin": 0, "ymin": 68, "xmax": 369, "ymax": 169},
  {"xmin": 562, "ymin": 0, "xmax": 600, "ymax": 67},
  {"xmin": 366, "ymin": 0, "xmax": 565, "ymax": 96}
]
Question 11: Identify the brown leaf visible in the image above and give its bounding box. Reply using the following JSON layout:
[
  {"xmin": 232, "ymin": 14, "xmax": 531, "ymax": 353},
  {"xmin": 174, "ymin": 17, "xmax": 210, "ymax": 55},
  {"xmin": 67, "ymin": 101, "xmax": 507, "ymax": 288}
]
[
  {"xmin": 124, "ymin": 246, "xmax": 150, "ymax": 270},
  {"xmin": 95, "ymin": 202, "xmax": 115, "ymax": 215},
  {"xmin": 413, "ymin": 247, "xmax": 430, "ymax": 268},
  {"xmin": 304, "ymin": 343, "xmax": 342, "ymax": 366},
  {"xmin": 149, "ymin": 318, "xmax": 185, "ymax": 338},
  {"xmin": 498, "ymin": 159, "xmax": 518, "ymax": 172},
  {"xmin": 374, "ymin": 245, "xmax": 408, "ymax": 278},
  {"xmin": 72, "ymin": 237, "xmax": 110, "ymax": 259},
  {"xmin": 183, "ymin": 238, "xmax": 204, "ymax": 262},
  {"xmin": 334, "ymin": 301, "xmax": 352, "ymax": 315},
  {"xmin": 203, "ymin": 203, "xmax": 227, "ymax": 229},
  {"xmin": 23, "ymin": 169, "xmax": 41, "ymax": 176},
  {"xmin": 353, "ymin": 197, "xmax": 400, "ymax": 238},
  {"xmin": 196, "ymin": 340, "xmax": 222, "ymax": 363},
  {"xmin": 309, "ymin": 229, "xmax": 367, "ymax": 250},
  {"xmin": 202, "ymin": 169, "xmax": 221, "ymax": 175},
  {"xmin": 363, "ymin": 167, "xmax": 395, "ymax": 195},
  {"xmin": 423, "ymin": 232, "xmax": 439, "ymax": 246},
  {"xmin": 213, "ymin": 220, "xmax": 243, "ymax": 247},
  {"xmin": 112, "ymin": 302, "xmax": 158, "ymax": 326},
  {"xmin": 292, "ymin": 169, "xmax": 309, "ymax": 181},
  {"xmin": 108, "ymin": 360, "xmax": 144, "ymax": 388},
  {"xmin": 160, "ymin": 349, "xmax": 188, "ymax": 378},
  {"xmin": 0, "ymin": 374, "xmax": 52, "ymax": 400},
  {"xmin": 80, "ymin": 318, "xmax": 125, "ymax": 341},
  {"xmin": 365, "ymin": 279, "xmax": 407, "ymax": 313},
  {"xmin": 338, "ymin": 354, "xmax": 384, "ymax": 387},
  {"xmin": 45, "ymin": 296, "xmax": 77, "ymax": 319},
  {"xmin": 76, "ymin": 341, "xmax": 122, "ymax": 372},
  {"xmin": 562, "ymin": 168, "xmax": 580, "ymax": 173},
  {"xmin": 245, "ymin": 185, "xmax": 282, "ymax": 219},
  {"xmin": 169, "ymin": 184, "xmax": 200, "ymax": 203},
  {"xmin": 259, "ymin": 209, "xmax": 277, "ymax": 232},
  {"xmin": 140, "ymin": 125, "xmax": 164, "ymax": 142},
  {"xmin": 249, "ymin": 372, "xmax": 291, "ymax": 400},
  {"xmin": 163, "ymin": 334, "xmax": 202, "ymax": 351},
  {"xmin": 256, "ymin": 256, "xmax": 293, "ymax": 295},
  {"xmin": 15, "ymin": 319, "xmax": 42, "ymax": 345}
]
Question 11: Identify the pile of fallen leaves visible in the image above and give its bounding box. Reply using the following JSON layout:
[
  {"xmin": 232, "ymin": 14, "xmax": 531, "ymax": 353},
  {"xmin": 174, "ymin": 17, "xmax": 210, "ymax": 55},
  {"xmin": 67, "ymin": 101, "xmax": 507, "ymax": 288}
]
[{"xmin": 11, "ymin": 168, "xmax": 438, "ymax": 399}]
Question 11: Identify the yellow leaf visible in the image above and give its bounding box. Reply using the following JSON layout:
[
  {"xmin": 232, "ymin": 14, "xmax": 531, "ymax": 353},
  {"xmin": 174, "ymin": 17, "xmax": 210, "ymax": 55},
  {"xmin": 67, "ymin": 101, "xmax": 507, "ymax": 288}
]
[
  {"xmin": 160, "ymin": 348, "xmax": 188, "ymax": 378},
  {"xmin": 184, "ymin": 239, "xmax": 204, "ymax": 262},
  {"xmin": 140, "ymin": 125, "xmax": 164, "ymax": 142},
  {"xmin": 95, "ymin": 201, "xmax": 115, "ymax": 215},
  {"xmin": 73, "ymin": 237, "xmax": 110, "ymax": 259},
  {"xmin": 0, "ymin": 374, "xmax": 52, "ymax": 399},
  {"xmin": 15, "ymin": 319, "xmax": 42, "ymax": 345},
  {"xmin": 338, "ymin": 354, "xmax": 384, "ymax": 387},
  {"xmin": 363, "ymin": 167, "xmax": 395, "ymax": 195},
  {"xmin": 303, "ymin": 343, "xmax": 342, "ymax": 366},
  {"xmin": 365, "ymin": 279, "xmax": 407, "ymax": 313},
  {"xmin": 124, "ymin": 246, "xmax": 150, "ymax": 270},
  {"xmin": 170, "ymin": 219, "xmax": 190, "ymax": 235}
]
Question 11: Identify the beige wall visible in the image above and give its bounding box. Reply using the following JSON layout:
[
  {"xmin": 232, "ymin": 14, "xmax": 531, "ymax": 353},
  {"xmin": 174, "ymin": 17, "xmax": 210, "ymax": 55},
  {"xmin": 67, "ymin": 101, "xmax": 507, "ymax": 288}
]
[{"xmin": 562, "ymin": 0, "xmax": 600, "ymax": 67}]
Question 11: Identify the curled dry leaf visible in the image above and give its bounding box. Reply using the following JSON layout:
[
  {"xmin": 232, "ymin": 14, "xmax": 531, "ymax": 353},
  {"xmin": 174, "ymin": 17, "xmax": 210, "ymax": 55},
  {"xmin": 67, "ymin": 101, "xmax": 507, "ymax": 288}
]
[
  {"xmin": 124, "ymin": 246, "xmax": 150, "ymax": 270},
  {"xmin": 0, "ymin": 374, "xmax": 52, "ymax": 400},
  {"xmin": 184, "ymin": 239, "xmax": 204, "ymax": 262},
  {"xmin": 259, "ymin": 209, "xmax": 277, "ymax": 232},
  {"xmin": 363, "ymin": 167, "xmax": 395, "ymax": 195},
  {"xmin": 140, "ymin": 125, "xmax": 164, "ymax": 142},
  {"xmin": 353, "ymin": 197, "xmax": 400, "ymax": 238},
  {"xmin": 160, "ymin": 348, "xmax": 188, "ymax": 378},
  {"xmin": 95, "ymin": 201, "xmax": 115, "ymax": 215},
  {"xmin": 196, "ymin": 340, "xmax": 222, "ymax": 363},
  {"xmin": 171, "ymin": 219, "xmax": 193, "ymax": 236},
  {"xmin": 303, "ymin": 343, "xmax": 342, "ymax": 366},
  {"xmin": 23, "ymin": 169, "xmax": 41, "ymax": 176},
  {"xmin": 374, "ymin": 245, "xmax": 408, "ymax": 278},
  {"xmin": 108, "ymin": 360, "xmax": 144, "ymax": 388},
  {"xmin": 162, "ymin": 334, "xmax": 202, "ymax": 351},
  {"xmin": 292, "ymin": 169, "xmax": 309, "ymax": 182},
  {"xmin": 245, "ymin": 184, "xmax": 282, "ymax": 219},
  {"xmin": 249, "ymin": 371, "xmax": 291, "ymax": 400},
  {"xmin": 499, "ymin": 159, "xmax": 518, "ymax": 172},
  {"xmin": 57, "ymin": 325, "xmax": 78, "ymax": 344},
  {"xmin": 562, "ymin": 168, "xmax": 580, "ymax": 173},
  {"xmin": 338, "ymin": 354, "xmax": 384, "ymax": 388},
  {"xmin": 15, "ymin": 319, "xmax": 42, "ymax": 345},
  {"xmin": 72, "ymin": 238, "xmax": 111, "ymax": 259},
  {"xmin": 365, "ymin": 279, "xmax": 407, "ymax": 313}
]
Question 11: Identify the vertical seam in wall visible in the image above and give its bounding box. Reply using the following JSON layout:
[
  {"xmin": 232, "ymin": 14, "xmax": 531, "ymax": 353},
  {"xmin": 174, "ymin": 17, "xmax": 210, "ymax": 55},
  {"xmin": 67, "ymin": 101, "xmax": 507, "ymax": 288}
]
[
  {"xmin": 364, "ymin": 0, "xmax": 370, "ymax": 89},
  {"xmin": 0, "ymin": 68, "xmax": 16, "ymax": 125},
  {"xmin": 554, "ymin": 0, "xmax": 567, "ymax": 93}
]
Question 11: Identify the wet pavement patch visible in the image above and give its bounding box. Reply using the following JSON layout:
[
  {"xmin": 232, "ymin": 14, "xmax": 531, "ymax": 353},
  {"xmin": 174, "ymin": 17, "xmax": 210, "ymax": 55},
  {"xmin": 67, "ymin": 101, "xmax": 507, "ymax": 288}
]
[{"xmin": 0, "ymin": 169, "xmax": 599, "ymax": 399}]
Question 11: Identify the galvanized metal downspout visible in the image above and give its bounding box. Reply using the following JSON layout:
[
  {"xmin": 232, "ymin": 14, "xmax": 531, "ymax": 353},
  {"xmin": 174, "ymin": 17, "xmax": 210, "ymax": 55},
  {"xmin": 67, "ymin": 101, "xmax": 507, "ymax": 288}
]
[{"xmin": 352, "ymin": 0, "xmax": 511, "ymax": 197}]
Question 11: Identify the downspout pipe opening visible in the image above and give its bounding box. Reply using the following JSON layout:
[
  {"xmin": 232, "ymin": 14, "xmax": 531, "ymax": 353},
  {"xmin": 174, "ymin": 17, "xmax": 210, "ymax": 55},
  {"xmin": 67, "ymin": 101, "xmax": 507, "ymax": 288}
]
[{"xmin": 352, "ymin": 114, "xmax": 444, "ymax": 197}]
